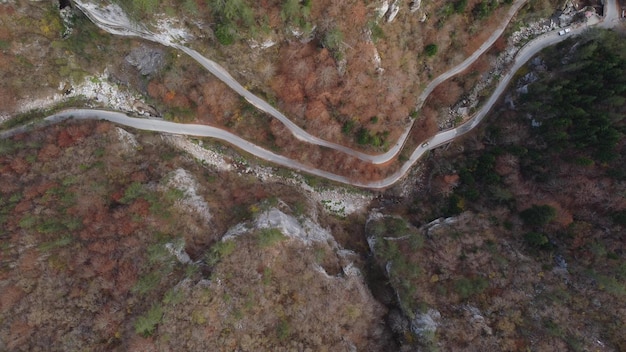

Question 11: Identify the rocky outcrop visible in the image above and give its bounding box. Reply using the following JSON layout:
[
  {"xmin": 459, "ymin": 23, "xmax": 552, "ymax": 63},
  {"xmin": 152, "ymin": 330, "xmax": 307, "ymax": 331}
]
[
  {"xmin": 411, "ymin": 308, "xmax": 442, "ymax": 339},
  {"xmin": 125, "ymin": 45, "xmax": 165, "ymax": 76},
  {"xmin": 223, "ymin": 207, "xmax": 334, "ymax": 246},
  {"xmin": 410, "ymin": 0, "xmax": 422, "ymax": 13},
  {"xmin": 386, "ymin": 0, "xmax": 401, "ymax": 22}
]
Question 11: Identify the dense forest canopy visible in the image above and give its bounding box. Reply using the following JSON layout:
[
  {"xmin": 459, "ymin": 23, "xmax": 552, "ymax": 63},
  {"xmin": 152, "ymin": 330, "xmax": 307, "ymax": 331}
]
[{"xmin": 521, "ymin": 29, "xmax": 626, "ymax": 163}]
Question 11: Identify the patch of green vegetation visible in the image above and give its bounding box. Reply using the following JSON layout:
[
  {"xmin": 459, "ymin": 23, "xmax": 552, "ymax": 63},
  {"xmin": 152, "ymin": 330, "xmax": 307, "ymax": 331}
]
[
  {"xmin": 472, "ymin": 0, "xmax": 499, "ymax": 20},
  {"xmin": 276, "ymin": 318, "xmax": 291, "ymax": 340},
  {"xmin": 597, "ymin": 273, "xmax": 626, "ymax": 297},
  {"xmin": 205, "ymin": 0, "xmax": 259, "ymax": 45},
  {"xmin": 454, "ymin": 276, "xmax": 489, "ymax": 300},
  {"xmin": 119, "ymin": 182, "xmax": 146, "ymax": 204},
  {"xmin": 424, "ymin": 44, "xmax": 438, "ymax": 57},
  {"xmin": 521, "ymin": 30, "xmax": 626, "ymax": 164},
  {"xmin": 281, "ymin": 0, "xmax": 312, "ymax": 29},
  {"xmin": 523, "ymin": 232, "xmax": 552, "ymax": 250},
  {"xmin": 52, "ymin": 9, "xmax": 109, "ymax": 64},
  {"xmin": 367, "ymin": 20, "xmax": 385, "ymax": 42},
  {"xmin": 262, "ymin": 267, "xmax": 272, "ymax": 285},
  {"xmin": 215, "ymin": 23, "xmax": 236, "ymax": 45},
  {"xmin": 134, "ymin": 304, "xmax": 163, "ymax": 336},
  {"xmin": 38, "ymin": 235, "xmax": 74, "ymax": 252},
  {"xmin": 342, "ymin": 120, "xmax": 355, "ymax": 135},
  {"xmin": 258, "ymin": 228, "xmax": 286, "ymax": 248},
  {"xmin": 18, "ymin": 214, "xmax": 37, "ymax": 230},
  {"xmin": 520, "ymin": 205, "xmax": 556, "ymax": 227},
  {"xmin": 163, "ymin": 287, "xmax": 184, "ymax": 306},
  {"xmin": 369, "ymin": 217, "xmax": 424, "ymax": 311},
  {"xmin": 182, "ymin": 0, "xmax": 198, "ymax": 13},
  {"xmin": 132, "ymin": 271, "xmax": 161, "ymax": 295},
  {"xmin": 322, "ymin": 27, "xmax": 344, "ymax": 61},
  {"xmin": 205, "ymin": 240, "xmax": 236, "ymax": 266},
  {"xmin": 164, "ymin": 187, "xmax": 186, "ymax": 202},
  {"xmin": 356, "ymin": 127, "xmax": 389, "ymax": 148},
  {"xmin": 454, "ymin": 0, "xmax": 468, "ymax": 13},
  {"xmin": 543, "ymin": 318, "xmax": 564, "ymax": 337},
  {"xmin": 147, "ymin": 242, "xmax": 173, "ymax": 265}
]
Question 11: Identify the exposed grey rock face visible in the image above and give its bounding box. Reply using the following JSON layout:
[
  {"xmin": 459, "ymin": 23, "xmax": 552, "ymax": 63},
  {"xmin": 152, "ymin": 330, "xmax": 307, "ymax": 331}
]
[
  {"xmin": 410, "ymin": 0, "xmax": 422, "ymax": 12},
  {"xmin": 411, "ymin": 309, "xmax": 441, "ymax": 338},
  {"xmin": 222, "ymin": 208, "xmax": 334, "ymax": 246},
  {"xmin": 125, "ymin": 45, "xmax": 165, "ymax": 76}
]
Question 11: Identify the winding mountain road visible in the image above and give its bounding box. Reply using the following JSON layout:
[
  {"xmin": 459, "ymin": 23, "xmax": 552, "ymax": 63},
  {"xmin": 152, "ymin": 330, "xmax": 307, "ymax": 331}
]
[
  {"xmin": 14, "ymin": 0, "xmax": 621, "ymax": 189},
  {"xmin": 72, "ymin": 0, "xmax": 530, "ymax": 165}
]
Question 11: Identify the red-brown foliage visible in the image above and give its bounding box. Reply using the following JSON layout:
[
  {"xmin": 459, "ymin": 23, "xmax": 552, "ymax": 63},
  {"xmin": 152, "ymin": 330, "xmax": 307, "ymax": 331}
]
[
  {"xmin": 18, "ymin": 249, "xmax": 40, "ymax": 277},
  {"xmin": 127, "ymin": 335, "xmax": 157, "ymax": 352},
  {"xmin": 37, "ymin": 143, "xmax": 60, "ymax": 161},
  {"xmin": 115, "ymin": 260, "xmax": 138, "ymax": 294},
  {"xmin": 129, "ymin": 199, "xmax": 150, "ymax": 217},
  {"xmin": 91, "ymin": 254, "xmax": 117, "ymax": 275},
  {"xmin": 13, "ymin": 199, "xmax": 31, "ymax": 213},
  {"xmin": 430, "ymin": 80, "xmax": 464, "ymax": 107},
  {"xmin": 9, "ymin": 157, "xmax": 29, "ymax": 174},
  {"xmin": 6, "ymin": 320, "xmax": 33, "ymax": 351},
  {"xmin": 87, "ymin": 240, "xmax": 117, "ymax": 255},
  {"xmin": 0, "ymin": 285, "xmax": 25, "ymax": 313}
]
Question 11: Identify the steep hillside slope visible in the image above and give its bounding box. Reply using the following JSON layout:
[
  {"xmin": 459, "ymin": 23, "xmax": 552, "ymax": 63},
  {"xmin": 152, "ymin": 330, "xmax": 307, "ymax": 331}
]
[
  {"xmin": 372, "ymin": 29, "xmax": 626, "ymax": 351},
  {"xmin": 0, "ymin": 121, "xmax": 392, "ymax": 351}
]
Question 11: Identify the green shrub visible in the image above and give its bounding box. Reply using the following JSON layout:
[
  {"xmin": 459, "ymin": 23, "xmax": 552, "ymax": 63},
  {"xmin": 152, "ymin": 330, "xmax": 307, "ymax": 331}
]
[
  {"xmin": 520, "ymin": 205, "xmax": 556, "ymax": 227},
  {"xmin": 523, "ymin": 232, "xmax": 550, "ymax": 249},
  {"xmin": 454, "ymin": 276, "xmax": 489, "ymax": 300},
  {"xmin": 472, "ymin": 0, "xmax": 498, "ymax": 20},
  {"xmin": 163, "ymin": 288, "xmax": 184, "ymax": 306},
  {"xmin": 215, "ymin": 23, "xmax": 236, "ymax": 45},
  {"xmin": 134, "ymin": 304, "xmax": 163, "ymax": 336},
  {"xmin": 39, "ymin": 236, "xmax": 74, "ymax": 252},
  {"xmin": 368, "ymin": 21, "xmax": 384, "ymax": 42},
  {"xmin": 132, "ymin": 272, "xmax": 161, "ymax": 295},
  {"xmin": 276, "ymin": 319, "xmax": 291, "ymax": 340},
  {"xmin": 18, "ymin": 215, "xmax": 38, "ymax": 230},
  {"xmin": 206, "ymin": 240, "xmax": 236, "ymax": 266},
  {"xmin": 281, "ymin": 0, "xmax": 301, "ymax": 21},
  {"xmin": 322, "ymin": 27, "xmax": 343, "ymax": 51},
  {"xmin": 258, "ymin": 228, "xmax": 286, "ymax": 248},
  {"xmin": 322, "ymin": 27, "xmax": 344, "ymax": 60},
  {"xmin": 120, "ymin": 182, "xmax": 145, "ymax": 204},
  {"xmin": 445, "ymin": 194, "xmax": 465, "ymax": 215},
  {"xmin": 342, "ymin": 120, "xmax": 355, "ymax": 135},
  {"xmin": 454, "ymin": 0, "xmax": 468, "ymax": 13},
  {"xmin": 424, "ymin": 44, "xmax": 438, "ymax": 57}
]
